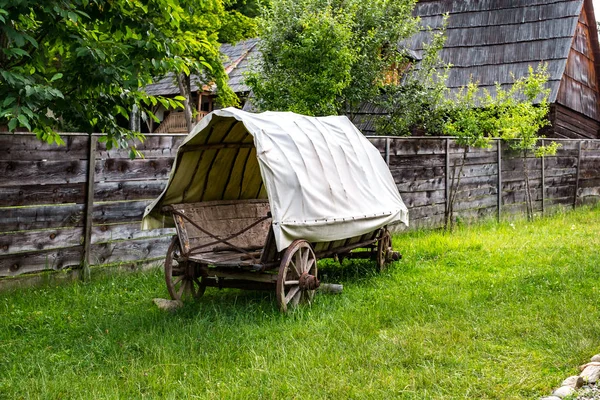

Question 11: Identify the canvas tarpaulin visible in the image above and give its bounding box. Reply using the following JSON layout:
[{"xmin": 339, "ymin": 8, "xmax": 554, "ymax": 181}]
[{"xmin": 142, "ymin": 107, "xmax": 408, "ymax": 251}]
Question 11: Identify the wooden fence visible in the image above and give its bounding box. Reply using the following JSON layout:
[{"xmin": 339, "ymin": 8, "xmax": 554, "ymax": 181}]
[{"xmin": 1, "ymin": 133, "xmax": 599, "ymax": 279}]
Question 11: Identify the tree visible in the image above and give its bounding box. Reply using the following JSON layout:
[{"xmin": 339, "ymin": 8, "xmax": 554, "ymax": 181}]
[
  {"xmin": 375, "ymin": 20, "xmax": 450, "ymax": 136},
  {"xmin": 0, "ymin": 0, "xmax": 243, "ymax": 152},
  {"xmin": 443, "ymin": 65, "xmax": 558, "ymax": 228},
  {"xmin": 246, "ymin": 0, "xmax": 419, "ymax": 116}
]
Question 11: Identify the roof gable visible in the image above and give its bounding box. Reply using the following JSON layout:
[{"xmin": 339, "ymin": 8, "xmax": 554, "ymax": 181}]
[{"xmin": 405, "ymin": 0, "xmax": 586, "ymax": 102}]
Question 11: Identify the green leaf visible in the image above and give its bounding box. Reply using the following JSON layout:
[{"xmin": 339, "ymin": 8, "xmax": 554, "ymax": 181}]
[
  {"xmin": 17, "ymin": 114, "xmax": 32, "ymax": 131},
  {"xmin": 50, "ymin": 73, "xmax": 63, "ymax": 82},
  {"xmin": 7, "ymin": 118, "xmax": 17, "ymax": 132},
  {"xmin": 2, "ymin": 97, "xmax": 16, "ymax": 108}
]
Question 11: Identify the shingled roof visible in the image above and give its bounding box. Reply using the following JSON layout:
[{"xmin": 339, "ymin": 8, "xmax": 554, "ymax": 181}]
[
  {"xmin": 353, "ymin": 0, "xmax": 600, "ymax": 135},
  {"xmin": 404, "ymin": 0, "xmax": 593, "ymax": 102},
  {"xmin": 144, "ymin": 38, "xmax": 259, "ymax": 96}
]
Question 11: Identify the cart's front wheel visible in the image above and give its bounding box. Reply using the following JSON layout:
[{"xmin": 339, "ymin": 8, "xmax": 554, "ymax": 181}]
[
  {"xmin": 277, "ymin": 240, "xmax": 319, "ymax": 312},
  {"xmin": 376, "ymin": 230, "xmax": 392, "ymax": 272},
  {"xmin": 165, "ymin": 236, "xmax": 206, "ymax": 301}
]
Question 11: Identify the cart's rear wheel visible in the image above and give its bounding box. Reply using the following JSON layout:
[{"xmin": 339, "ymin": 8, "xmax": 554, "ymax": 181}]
[
  {"xmin": 165, "ymin": 236, "xmax": 206, "ymax": 301},
  {"xmin": 277, "ymin": 240, "xmax": 319, "ymax": 312},
  {"xmin": 376, "ymin": 230, "xmax": 392, "ymax": 272}
]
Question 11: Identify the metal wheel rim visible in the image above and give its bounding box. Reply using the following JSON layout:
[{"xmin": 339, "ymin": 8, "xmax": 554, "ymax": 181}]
[
  {"xmin": 165, "ymin": 236, "xmax": 206, "ymax": 301},
  {"xmin": 276, "ymin": 240, "xmax": 317, "ymax": 312}
]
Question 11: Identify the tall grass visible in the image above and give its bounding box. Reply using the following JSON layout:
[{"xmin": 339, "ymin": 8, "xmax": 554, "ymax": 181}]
[{"xmin": 1, "ymin": 206, "xmax": 600, "ymax": 399}]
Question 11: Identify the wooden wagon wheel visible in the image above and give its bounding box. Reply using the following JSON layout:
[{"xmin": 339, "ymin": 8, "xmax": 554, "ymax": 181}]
[
  {"xmin": 165, "ymin": 236, "xmax": 206, "ymax": 301},
  {"xmin": 376, "ymin": 229, "xmax": 392, "ymax": 272},
  {"xmin": 276, "ymin": 240, "xmax": 319, "ymax": 312}
]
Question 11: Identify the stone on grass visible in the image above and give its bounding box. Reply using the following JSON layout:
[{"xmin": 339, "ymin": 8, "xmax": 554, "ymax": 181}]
[
  {"xmin": 552, "ymin": 386, "xmax": 575, "ymax": 398},
  {"xmin": 579, "ymin": 362, "xmax": 600, "ymax": 371},
  {"xmin": 561, "ymin": 375, "xmax": 584, "ymax": 389},
  {"xmin": 580, "ymin": 364, "xmax": 600, "ymax": 384},
  {"xmin": 540, "ymin": 396, "xmax": 561, "ymax": 400},
  {"xmin": 153, "ymin": 298, "xmax": 183, "ymax": 312},
  {"xmin": 591, "ymin": 354, "xmax": 600, "ymax": 363}
]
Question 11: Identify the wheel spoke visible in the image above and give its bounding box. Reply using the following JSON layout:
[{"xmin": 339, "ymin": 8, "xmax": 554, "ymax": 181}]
[
  {"xmin": 301, "ymin": 248, "xmax": 309, "ymax": 272},
  {"xmin": 284, "ymin": 286, "xmax": 300, "ymax": 304},
  {"xmin": 305, "ymin": 257, "xmax": 315, "ymax": 272},
  {"xmin": 173, "ymin": 276, "xmax": 184, "ymax": 287},
  {"xmin": 291, "ymin": 288, "xmax": 302, "ymax": 307},
  {"xmin": 284, "ymin": 280, "xmax": 299, "ymax": 286},
  {"xmin": 176, "ymin": 280, "xmax": 186, "ymax": 299},
  {"xmin": 290, "ymin": 260, "xmax": 301, "ymax": 277}
]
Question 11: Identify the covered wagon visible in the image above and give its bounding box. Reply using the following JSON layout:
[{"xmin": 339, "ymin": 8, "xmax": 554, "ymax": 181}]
[{"xmin": 142, "ymin": 108, "xmax": 408, "ymax": 311}]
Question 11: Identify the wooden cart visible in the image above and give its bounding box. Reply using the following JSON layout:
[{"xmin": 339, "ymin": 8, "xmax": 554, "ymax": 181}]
[
  {"xmin": 161, "ymin": 199, "xmax": 399, "ymax": 312},
  {"xmin": 143, "ymin": 108, "xmax": 409, "ymax": 312}
]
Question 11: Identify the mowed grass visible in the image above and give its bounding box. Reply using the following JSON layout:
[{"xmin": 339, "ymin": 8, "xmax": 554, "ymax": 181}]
[{"xmin": 2, "ymin": 207, "xmax": 600, "ymax": 399}]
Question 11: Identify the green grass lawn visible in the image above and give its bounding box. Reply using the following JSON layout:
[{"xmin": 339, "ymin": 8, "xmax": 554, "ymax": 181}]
[{"xmin": 2, "ymin": 206, "xmax": 600, "ymax": 399}]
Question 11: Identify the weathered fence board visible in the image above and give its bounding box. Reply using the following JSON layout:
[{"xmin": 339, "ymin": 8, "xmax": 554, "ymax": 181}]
[
  {"xmin": 0, "ymin": 204, "xmax": 85, "ymax": 232},
  {"xmin": 0, "ymin": 246, "xmax": 83, "ymax": 277},
  {"xmin": 89, "ymin": 237, "xmax": 172, "ymax": 265},
  {"xmin": 2, "ymin": 133, "xmax": 600, "ymax": 279},
  {"xmin": 92, "ymin": 224, "xmax": 174, "ymax": 243},
  {"xmin": 0, "ymin": 135, "xmax": 88, "ymax": 161},
  {"xmin": 0, "ymin": 227, "xmax": 83, "ymax": 254},
  {"xmin": 95, "ymin": 158, "xmax": 174, "ymax": 181},
  {"xmin": 0, "ymin": 160, "xmax": 89, "ymax": 187},
  {"xmin": 0, "ymin": 183, "xmax": 86, "ymax": 207}
]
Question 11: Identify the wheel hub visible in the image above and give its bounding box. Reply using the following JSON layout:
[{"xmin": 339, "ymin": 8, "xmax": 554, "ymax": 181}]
[{"xmin": 299, "ymin": 272, "xmax": 320, "ymax": 291}]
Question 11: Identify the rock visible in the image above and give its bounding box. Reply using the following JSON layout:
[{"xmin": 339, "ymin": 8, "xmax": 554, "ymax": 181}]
[
  {"xmin": 580, "ymin": 364, "xmax": 600, "ymax": 384},
  {"xmin": 552, "ymin": 386, "xmax": 575, "ymax": 398},
  {"xmin": 540, "ymin": 396, "xmax": 561, "ymax": 400},
  {"xmin": 153, "ymin": 298, "xmax": 183, "ymax": 312},
  {"xmin": 579, "ymin": 362, "xmax": 600, "ymax": 371},
  {"xmin": 591, "ymin": 354, "xmax": 600, "ymax": 363},
  {"xmin": 561, "ymin": 375, "xmax": 584, "ymax": 389}
]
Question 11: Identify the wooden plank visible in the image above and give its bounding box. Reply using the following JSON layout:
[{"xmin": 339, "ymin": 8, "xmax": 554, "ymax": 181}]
[
  {"xmin": 0, "ymin": 183, "xmax": 86, "ymax": 207},
  {"xmin": 92, "ymin": 223, "xmax": 175, "ymax": 244},
  {"xmin": 397, "ymin": 176, "xmax": 445, "ymax": 192},
  {"xmin": 497, "ymin": 140, "xmax": 502, "ymax": 221},
  {"xmin": 93, "ymin": 200, "xmax": 150, "ymax": 225},
  {"xmin": 0, "ymin": 227, "xmax": 83, "ymax": 254},
  {"xmin": 95, "ymin": 135, "xmax": 185, "ymax": 159},
  {"xmin": 0, "ymin": 160, "xmax": 88, "ymax": 187},
  {"xmin": 541, "ymin": 139, "xmax": 545, "ymax": 214},
  {"xmin": 449, "ymin": 151, "xmax": 498, "ymax": 165},
  {"xmin": 399, "ymin": 190, "xmax": 445, "ymax": 208},
  {"xmin": 0, "ymin": 204, "xmax": 84, "ymax": 232},
  {"xmin": 94, "ymin": 180, "xmax": 168, "ymax": 202},
  {"xmin": 445, "ymin": 138, "xmax": 450, "ymax": 223},
  {"xmin": 409, "ymin": 204, "xmax": 446, "ymax": 220},
  {"xmin": 390, "ymin": 166, "xmax": 445, "ymax": 182},
  {"xmin": 90, "ymin": 236, "xmax": 172, "ymax": 265},
  {"xmin": 453, "ymin": 195, "xmax": 498, "ymax": 212},
  {"xmin": 388, "ymin": 154, "xmax": 446, "ymax": 168},
  {"xmin": 95, "ymin": 158, "xmax": 174, "ymax": 182},
  {"xmin": 449, "ymin": 163, "xmax": 498, "ymax": 179},
  {"xmin": 502, "ymin": 188, "xmax": 543, "ymax": 204},
  {"xmin": 0, "ymin": 246, "xmax": 82, "ymax": 277},
  {"xmin": 388, "ymin": 138, "xmax": 447, "ymax": 155},
  {"xmin": 574, "ymin": 141, "xmax": 582, "ymax": 207},
  {"xmin": 0, "ymin": 134, "xmax": 88, "ymax": 161},
  {"xmin": 83, "ymin": 136, "xmax": 97, "ymax": 270}
]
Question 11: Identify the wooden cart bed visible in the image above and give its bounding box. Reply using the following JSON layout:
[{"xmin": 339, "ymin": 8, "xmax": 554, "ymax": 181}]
[{"xmin": 166, "ymin": 199, "xmax": 275, "ymax": 268}]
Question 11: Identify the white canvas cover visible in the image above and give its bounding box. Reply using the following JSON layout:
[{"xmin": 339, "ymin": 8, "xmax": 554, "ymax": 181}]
[{"xmin": 142, "ymin": 107, "xmax": 408, "ymax": 251}]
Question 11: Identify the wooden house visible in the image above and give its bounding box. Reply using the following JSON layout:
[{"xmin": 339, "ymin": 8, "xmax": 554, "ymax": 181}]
[
  {"xmin": 354, "ymin": 0, "xmax": 600, "ymax": 139},
  {"xmin": 143, "ymin": 38, "xmax": 259, "ymax": 133}
]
